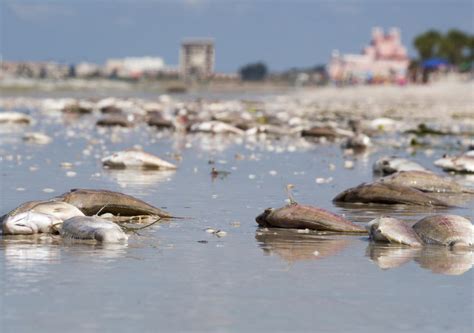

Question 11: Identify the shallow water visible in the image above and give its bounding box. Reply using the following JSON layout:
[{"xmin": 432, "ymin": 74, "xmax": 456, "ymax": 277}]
[{"xmin": 0, "ymin": 106, "xmax": 473, "ymax": 332}]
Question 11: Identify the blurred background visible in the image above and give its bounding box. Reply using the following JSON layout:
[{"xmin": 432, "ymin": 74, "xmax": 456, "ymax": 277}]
[{"xmin": 1, "ymin": 0, "xmax": 473, "ymax": 90}]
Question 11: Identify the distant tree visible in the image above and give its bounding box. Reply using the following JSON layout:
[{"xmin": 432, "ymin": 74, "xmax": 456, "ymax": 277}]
[
  {"xmin": 414, "ymin": 29, "xmax": 473, "ymax": 65},
  {"xmin": 469, "ymin": 36, "xmax": 474, "ymax": 61},
  {"xmin": 439, "ymin": 29, "xmax": 470, "ymax": 65},
  {"xmin": 414, "ymin": 30, "xmax": 442, "ymax": 60},
  {"xmin": 239, "ymin": 62, "xmax": 268, "ymax": 81}
]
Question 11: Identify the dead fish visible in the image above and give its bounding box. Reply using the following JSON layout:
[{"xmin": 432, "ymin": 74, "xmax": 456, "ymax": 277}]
[
  {"xmin": 0, "ymin": 112, "xmax": 32, "ymax": 124},
  {"xmin": 379, "ymin": 170, "xmax": 474, "ymax": 193},
  {"xmin": 333, "ymin": 182, "xmax": 450, "ymax": 207},
  {"xmin": 413, "ymin": 215, "xmax": 473, "ymax": 248},
  {"xmin": 245, "ymin": 125, "xmax": 294, "ymax": 136},
  {"xmin": 434, "ymin": 151, "xmax": 474, "ymax": 173},
  {"xmin": 55, "ymin": 188, "xmax": 173, "ymax": 217},
  {"xmin": 29, "ymin": 201, "xmax": 85, "ymax": 221},
  {"xmin": 61, "ymin": 216, "xmax": 128, "ymax": 243},
  {"xmin": 190, "ymin": 121, "xmax": 244, "ymax": 135},
  {"xmin": 373, "ymin": 156, "xmax": 426, "ymax": 175},
  {"xmin": 22, "ymin": 132, "xmax": 52, "ymax": 145},
  {"xmin": 100, "ymin": 105, "xmax": 123, "ymax": 114},
  {"xmin": 367, "ymin": 216, "xmax": 422, "ymax": 246},
  {"xmin": 3, "ymin": 211, "xmax": 62, "ymax": 235},
  {"xmin": 341, "ymin": 133, "xmax": 372, "ymax": 150},
  {"xmin": 102, "ymin": 150, "xmax": 177, "ymax": 170},
  {"xmin": 146, "ymin": 113, "xmax": 173, "ymax": 129},
  {"xmin": 256, "ymin": 203, "xmax": 366, "ymax": 233},
  {"xmin": 62, "ymin": 103, "xmax": 93, "ymax": 114},
  {"xmin": 301, "ymin": 126, "xmax": 352, "ymax": 139},
  {"xmin": 210, "ymin": 167, "xmax": 230, "ymax": 180},
  {"xmin": 96, "ymin": 114, "xmax": 133, "ymax": 127},
  {"xmin": 1, "ymin": 200, "xmax": 84, "ymax": 224}
]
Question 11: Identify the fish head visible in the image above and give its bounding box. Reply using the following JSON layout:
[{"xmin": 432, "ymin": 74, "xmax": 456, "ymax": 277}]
[
  {"xmin": 102, "ymin": 152, "xmax": 125, "ymax": 167},
  {"xmin": 3, "ymin": 212, "xmax": 40, "ymax": 235},
  {"xmin": 256, "ymin": 208, "xmax": 275, "ymax": 226}
]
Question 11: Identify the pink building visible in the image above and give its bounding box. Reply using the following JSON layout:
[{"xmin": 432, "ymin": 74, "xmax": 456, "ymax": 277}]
[{"xmin": 328, "ymin": 27, "xmax": 409, "ymax": 84}]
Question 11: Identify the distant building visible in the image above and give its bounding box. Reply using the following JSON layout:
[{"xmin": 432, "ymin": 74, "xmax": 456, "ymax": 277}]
[
  {"xmin": 75, "ymin": 62, "xmax": 101, "ymax": 78},
  {"xmin": 180, "ymin": 39, "xmax": 215, "ymax": 79},
  {"xmin": 328, "ymin": 27, "xmax": 409, "ymax": 84},
  {"xmin": 105, "ymin": 56, "xmax": 165, "ymax": 79}
]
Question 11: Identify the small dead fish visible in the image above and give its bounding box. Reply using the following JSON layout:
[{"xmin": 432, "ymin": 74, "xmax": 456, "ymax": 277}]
[
  {"xmin": 434, "ymin": 152, "xmax": 474, "ymax": 173},
  {"xmin": 256, "ymin": 203, "xmax": 366, "ymax": 233},
  {"xmin": 413, "ymin": 215, "xmax": 473, "ymax": 248},
  {"xmin": 379, "ymin": 170, "xmax": 474, "ymax": 193},
  {"xmin": 210, "ymin": 167, "xmax": 230, "ymax": 180},
  {"xmin": 61, "ymin": 216, "xmax": 128, "ymax": 243},
  {"xmin": 333, "ymin": 182, "xmax": 450, "ymax": 207},
  {"xmin": 373, "ymin": 156, "xmax": 426, "ymax": 175},
  {"xmin": 367, "ymin": 216, "xmax": 422, "ymax": 247},
  {"xmin": 301, "ymin": 126, "xmax": 352, "ymax": 139},
  {"xmin": 190, "ymin": 121, "xmax": 244, "ymax": 135},
  {"xmin": 3, "ymin": 211, "xmax": 62, "ymax": 235},
  {"xmin": 0, "ymin": 112, "xmax": 32, "ymax": 124},
  {"xmin": 341, "ymin": 133, "xmax": 371, "ymax": 150},
  {"xmin": 22, "ymin": 132, "xmax": 52, "ymax": 145},
  {"xmin": 96, "ymin": 114, "xmax": 133, "ymax": 127},
  {"xmin": 245, "ymin": 125, "xmax": 295, "ymax": 136},
  {"xmin": 102, "ymin": 150, "xmax": 177, "ymax": 170},
  {"xmin": 55, "ymin": 188, "xmax": 173, "ymax": 217}
]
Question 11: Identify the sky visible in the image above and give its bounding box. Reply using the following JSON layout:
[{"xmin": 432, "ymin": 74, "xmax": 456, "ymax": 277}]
[{"xmin": 1, "ymin": 0, "xmax": 473, "ymax": 72}]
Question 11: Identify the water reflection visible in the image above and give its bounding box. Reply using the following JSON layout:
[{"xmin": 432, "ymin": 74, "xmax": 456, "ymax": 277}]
[
  {"xmin": 367, "ymin": 243, "xmax": 473, "ymax": 275},
  {"xmin": 103, "ymin": 168, "xmax": 175, "ymax": 190},
  {"xmin": 1, "ymin": 235, "xmax": 61, "ymax": 294},
  {"xmin": 255, "ymin": 228, "xmax": 352, "ymax": 263},
  {"xmin": 415, "ymin": 247, "xmax": 473, "ymax": 276},
  {"xmin": 366, "ymin": 243, "xmax": 420, "ymax": 270}
]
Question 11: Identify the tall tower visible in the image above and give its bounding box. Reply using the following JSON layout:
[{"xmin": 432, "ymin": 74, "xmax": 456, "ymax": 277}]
[{"xmin": 180, "ymin": 39, "xmax": 215, "ymax": 80}]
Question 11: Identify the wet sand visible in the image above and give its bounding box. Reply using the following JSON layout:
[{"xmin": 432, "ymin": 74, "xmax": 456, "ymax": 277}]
[{"xmin": 1, "ymin": 84, "xmax": 473, "ymax": 332}]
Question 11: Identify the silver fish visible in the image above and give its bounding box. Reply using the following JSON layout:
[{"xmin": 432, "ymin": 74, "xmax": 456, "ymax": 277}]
[
  {"xmin": 379, "ymin": 170, "xmax": 474, "ymax": 193},
  {"xmin": 413, "ymin": 215, "xmax": 473, "ymax": 248},
  {"xmin": 373, "ymin": 156, "xmax": 426, "ymax": 175},
  {"xmin": 367, "ymin": 216, "xmax": 422, "ymax": 246}
]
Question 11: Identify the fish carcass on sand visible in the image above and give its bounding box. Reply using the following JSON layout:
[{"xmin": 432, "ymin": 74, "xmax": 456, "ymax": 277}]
[
  {"xmin": 61, "ymin": 216, "xmax": 128, "ymax": 243},
  {"xmin": 333, "ymin": 182, "xmax": 450, "ymax": 207},
  {"xmin": 190, "ymin": 121, "xmax": 244, "ymax": 135},
  {"xmin": 55, "ymin": 188, "xmax": 173, "ymax": 217},
  {"xmin": 256, "ymin": 203, "xmax": 366, "ymax": 233},
  {"xmin": 3, "ymin": 212, "xmax": 62, "ymax": 235},
  {"xmin": 434, "ymin": 151, "xmax": 474, "ymax": 173},
  {"xmin": 379, "ymin": 170, "xmax": 474, "ymax": 193},
  {"xmin": 412, "ymin": 215, "xmax": 473, "ymax": 248},
  {"xmin": 367, "ymin": 216, "xmax": 422, "ymax": 246},
  {"xmin": 373, "ymin": 156, "xmax": 426, "ymax": 175},
  {"xmin": 102, "ymin": 149, "xmax": 177, "ymax": 170}
]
